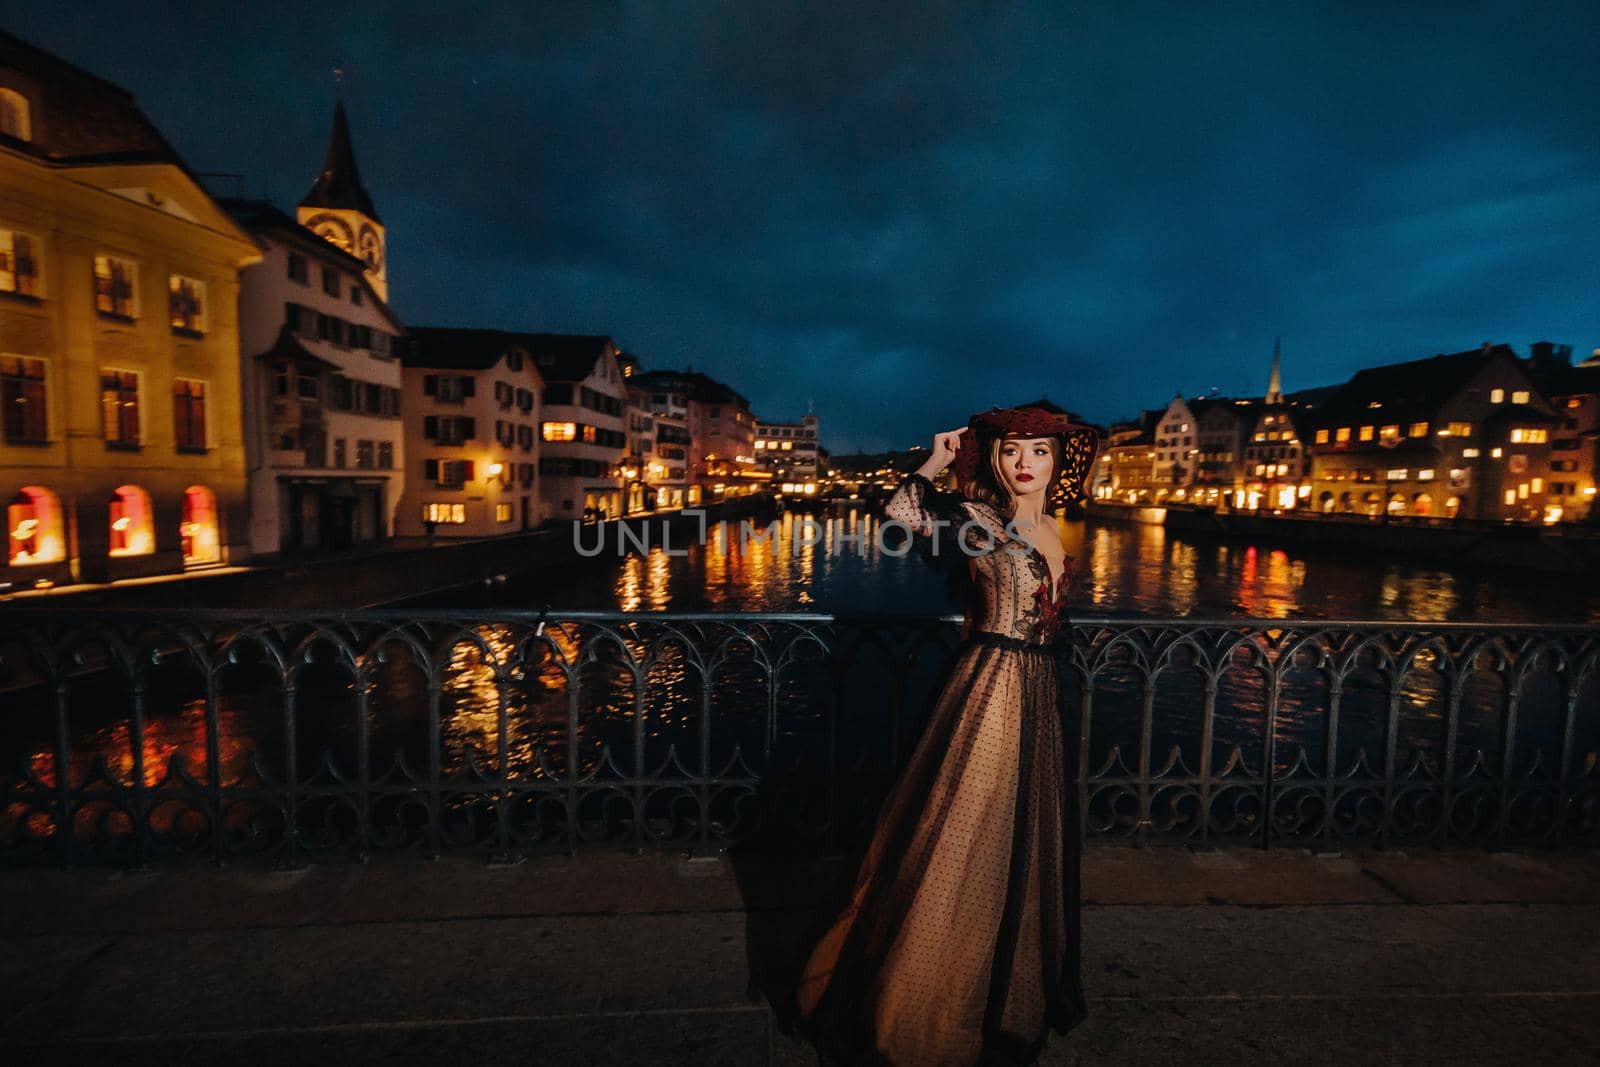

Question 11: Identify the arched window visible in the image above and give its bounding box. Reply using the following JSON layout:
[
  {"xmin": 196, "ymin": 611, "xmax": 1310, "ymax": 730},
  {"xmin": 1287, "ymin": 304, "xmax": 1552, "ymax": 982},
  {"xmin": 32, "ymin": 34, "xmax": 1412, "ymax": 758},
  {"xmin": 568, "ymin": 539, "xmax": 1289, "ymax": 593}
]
[
  {"xmin": 108, "ymin": 484, "xmax": 154, "ymax": 557},
  {"xmin": 1412, "ymin": 493, "xmax": 1433, "ymax": 517},
  {"xmin": 1445, "ymin": 496, "xmax": 1462, "ymax": 519},
  {"xmin": 1387, "ymin": 492, "xmax": 1408, "ymax": 516},
  {"xmin": 181, "ymin": 485, "xmax": 220, "ymax": 564},
  {"xmin": 8, "ymin": 486, "xmax": 64, "ymax": 565},
  {"xmin": 0, "ymin": 88, "xmax": 30, "ymax": 142}
]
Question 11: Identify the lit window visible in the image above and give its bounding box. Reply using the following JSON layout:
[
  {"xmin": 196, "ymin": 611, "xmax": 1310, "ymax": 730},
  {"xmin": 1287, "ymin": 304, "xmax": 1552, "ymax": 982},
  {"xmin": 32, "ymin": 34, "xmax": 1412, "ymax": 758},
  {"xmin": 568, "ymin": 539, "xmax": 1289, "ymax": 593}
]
[
  {"xmin": 168, "ymin": 275, "xmax": 206, "ymax": 334},
  {"xmin": 1447, "ymin": 421, "xmax": 1472, "ymax": 437},
  {"xmin": 1491, "ymin": 447, "xmax": 1503, "ymax": 458},
  {"xmin": 0, "ymin": 228, "xmax": 41, "ymax": 297},
  {"xmin": 100, "ymin": 369, "xmax": 141, "ymax": 446},
  {"xmin": 1408, "ymin": 421, "xmax": 1428, "ymax": 437},
  {"xmin": 0, "ymin": 88, "xmax": 31, "ymax": 141},
  {"xmin": 1379, "ymin": 425, "xmax": 1400, "ymax": 440},
  {"xmin": 1387, "ymin": 469, "xmax": 1408, "ymax": 481},
  {"xmin": 543, "ymin": 421, "xmax": 577, "ymax": 442},
  {"xmin": 1532, "ymin": 478, "xmax": 1544, "ymax": 493},
  {"xmin": 1509, "ymin": 428, "xmax": 1547, "ymax": 444},
  {"xmin": 1359, "ymin": 425, "xmax": 1375, "ymax": 441},
  {"xmin": 1315, "ymin": 429, "xmax": 1329, "ymax": 444},
  {"xmin": 108, "ymin": 484, "xmax": 154, "ymax": 556},
  {"xmin": 1491, "ymin": 388, "xmax": 1505, "ymax": 403},
  {"xmin": 1418, "ymin": 469, "xmax": 1435, "ymax": 481},
  {"xmin": 1, "ymin": 354, "xmax": 47, "ymax": 442},
  {"xmin": 7, "ymin": 485, "xmax": 64, "ymax": 565},
  {"xmin": 1512, "ymin": 390, "xmax": 1529, "ymax": 405},
  {"xmin": 94, "ymin": 254, "xmax": 139, "ymax": 318},
  {"xmin": 1462, "ymin": 448, "xmax": 1480, "ymax": 458},
  {"xmin": 1335, "ymin": 427, "xmax": 1351, "ymax": 442},
  {"xmin": 423, "ymin": 502, "xmax": 467, "ymax": 524},
  {"xmin": 1504, "ymin": 489, "xmax": 1517, "ymax": 505},
  {"xmin": 181, "ymin": 485, "xmax": 220, "ymax": 564},
  {"xmin": 495, "ymin": 502, "xmax": 513, "ymax": 523},
  {"xmin": 173, "ymin": 378, "xmax": 207, "ymax": 451}
]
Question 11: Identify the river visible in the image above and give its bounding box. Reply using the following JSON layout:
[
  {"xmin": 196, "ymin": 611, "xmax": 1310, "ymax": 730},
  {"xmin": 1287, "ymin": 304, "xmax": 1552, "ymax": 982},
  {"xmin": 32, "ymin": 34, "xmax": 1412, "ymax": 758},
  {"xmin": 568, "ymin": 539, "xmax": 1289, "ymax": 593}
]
[{"xmin": 417, "ymin": 505, "xmax": 1600, "ymax": 623}]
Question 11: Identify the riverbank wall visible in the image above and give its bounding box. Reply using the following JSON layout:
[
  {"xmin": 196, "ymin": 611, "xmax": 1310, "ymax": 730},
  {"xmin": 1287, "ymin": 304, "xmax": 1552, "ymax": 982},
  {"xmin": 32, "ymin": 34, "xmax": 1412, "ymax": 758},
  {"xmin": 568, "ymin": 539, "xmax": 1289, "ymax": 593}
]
[
  {"xmin": 0, "ymin": 497, "xmax": 778, "ymax": 612},
  {"xmin": 1161, "ymin": 504, "xmax": 1600, "ymax": 573}
]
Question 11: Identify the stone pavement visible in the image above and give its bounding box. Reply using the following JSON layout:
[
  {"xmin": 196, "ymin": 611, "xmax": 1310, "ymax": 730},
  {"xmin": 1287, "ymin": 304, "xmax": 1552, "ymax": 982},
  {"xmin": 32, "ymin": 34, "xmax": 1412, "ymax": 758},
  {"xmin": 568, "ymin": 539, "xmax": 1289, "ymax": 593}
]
[{"xmin": 2, "ymin": 847, "xmax": 1597, "ymax": 1066}]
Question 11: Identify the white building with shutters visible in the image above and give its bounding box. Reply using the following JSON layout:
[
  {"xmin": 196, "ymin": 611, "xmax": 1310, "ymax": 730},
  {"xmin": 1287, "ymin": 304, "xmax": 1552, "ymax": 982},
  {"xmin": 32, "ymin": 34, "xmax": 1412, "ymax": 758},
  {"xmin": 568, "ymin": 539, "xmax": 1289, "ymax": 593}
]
[{"xmin": 395, "ymin": 328, "xmax": 546, "ymax": 538}]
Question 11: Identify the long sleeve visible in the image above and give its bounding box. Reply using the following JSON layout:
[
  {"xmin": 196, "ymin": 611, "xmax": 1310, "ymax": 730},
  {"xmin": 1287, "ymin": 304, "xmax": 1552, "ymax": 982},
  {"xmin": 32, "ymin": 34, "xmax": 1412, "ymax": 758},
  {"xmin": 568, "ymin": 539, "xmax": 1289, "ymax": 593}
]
[{"xmin": 881, "ymin": 472, "xmax": 982, "ymax": 575}]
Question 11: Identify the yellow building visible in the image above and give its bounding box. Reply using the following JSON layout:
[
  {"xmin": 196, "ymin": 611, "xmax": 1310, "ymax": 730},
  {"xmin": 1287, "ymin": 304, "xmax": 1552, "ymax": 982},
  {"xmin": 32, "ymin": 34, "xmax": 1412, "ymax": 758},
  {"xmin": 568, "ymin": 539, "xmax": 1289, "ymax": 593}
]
[{"xmin": 0, "ymin": 31, "xmax": 260, "ymax": 588}]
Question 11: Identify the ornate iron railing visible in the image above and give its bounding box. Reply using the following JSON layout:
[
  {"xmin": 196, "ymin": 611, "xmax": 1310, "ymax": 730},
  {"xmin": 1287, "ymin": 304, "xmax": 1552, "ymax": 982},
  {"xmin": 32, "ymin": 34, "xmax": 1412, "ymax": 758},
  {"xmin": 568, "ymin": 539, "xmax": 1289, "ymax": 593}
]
[{"xmin": 0, "ymin": 610, "xmax": 1595, "ymax": 867}]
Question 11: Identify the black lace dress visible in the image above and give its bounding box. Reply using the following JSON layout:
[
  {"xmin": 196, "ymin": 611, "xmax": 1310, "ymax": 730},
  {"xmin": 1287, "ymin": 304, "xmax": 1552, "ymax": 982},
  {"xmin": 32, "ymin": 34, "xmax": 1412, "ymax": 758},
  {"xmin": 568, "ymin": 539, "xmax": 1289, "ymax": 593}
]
[{"xmin": 796, "ymin": 472, "xmax": 1087, "ymax": 1066}]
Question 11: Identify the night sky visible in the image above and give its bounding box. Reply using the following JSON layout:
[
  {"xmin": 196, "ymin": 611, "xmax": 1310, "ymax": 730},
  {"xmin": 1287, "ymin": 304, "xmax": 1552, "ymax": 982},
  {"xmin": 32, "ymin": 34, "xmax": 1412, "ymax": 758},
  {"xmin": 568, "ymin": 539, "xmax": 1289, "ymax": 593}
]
[{"xmin": 11, "ymin": 3, "xmax": 1600, "ymax": 451}]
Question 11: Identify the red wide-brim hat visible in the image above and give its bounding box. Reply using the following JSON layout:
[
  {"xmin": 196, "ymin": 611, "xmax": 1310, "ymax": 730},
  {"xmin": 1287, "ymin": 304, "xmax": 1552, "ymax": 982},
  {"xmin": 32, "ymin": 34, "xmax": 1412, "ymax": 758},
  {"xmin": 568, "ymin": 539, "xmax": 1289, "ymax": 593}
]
[{"xmin": 952, "ymin": 406, "xmax": 1102, "ymax": 507}]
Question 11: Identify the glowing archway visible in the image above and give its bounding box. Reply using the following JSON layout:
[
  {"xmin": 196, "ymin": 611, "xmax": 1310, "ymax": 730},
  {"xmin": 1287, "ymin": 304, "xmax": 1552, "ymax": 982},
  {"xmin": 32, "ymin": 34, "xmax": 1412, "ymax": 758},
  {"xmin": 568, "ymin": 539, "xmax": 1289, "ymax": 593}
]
[
  {"xmin": 8, "ymin": 486, "xmax": 64, "ymax": 565},
  {"xmin": 181, "ymin": 485, "xmax": 220, "ymax": 564},
  {"xmin": 108, "ymin": 485, "xmax": 154, "ymax": 557}
]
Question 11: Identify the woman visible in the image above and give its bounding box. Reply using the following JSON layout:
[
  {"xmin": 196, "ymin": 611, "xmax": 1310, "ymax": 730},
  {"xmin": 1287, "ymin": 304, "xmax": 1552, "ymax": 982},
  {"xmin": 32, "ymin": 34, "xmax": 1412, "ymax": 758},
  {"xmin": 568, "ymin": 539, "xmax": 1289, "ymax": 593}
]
[{"xmin": 795, "ymin": 405, "xmax": 1100, "ymax": 1066}]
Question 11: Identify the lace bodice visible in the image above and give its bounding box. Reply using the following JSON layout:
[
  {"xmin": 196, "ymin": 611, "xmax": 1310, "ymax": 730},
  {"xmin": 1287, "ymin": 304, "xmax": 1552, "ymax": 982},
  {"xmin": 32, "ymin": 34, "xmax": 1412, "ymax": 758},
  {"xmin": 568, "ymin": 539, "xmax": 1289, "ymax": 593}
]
[{"xmin": 883, "ymin": 472, "xmax": 1071, "ymax": 645}]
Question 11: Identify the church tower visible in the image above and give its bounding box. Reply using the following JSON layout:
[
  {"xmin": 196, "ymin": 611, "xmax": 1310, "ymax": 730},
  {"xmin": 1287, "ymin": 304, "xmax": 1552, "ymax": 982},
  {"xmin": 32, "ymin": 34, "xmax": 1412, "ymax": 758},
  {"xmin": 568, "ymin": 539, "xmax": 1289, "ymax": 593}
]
[
  {"xmin": 1265, "ymin": 337, "xmax": 1283, "ymax": 404},
  {"xmin": 298, "ymin": 92, "xmax": 387, "ymax": 302}
]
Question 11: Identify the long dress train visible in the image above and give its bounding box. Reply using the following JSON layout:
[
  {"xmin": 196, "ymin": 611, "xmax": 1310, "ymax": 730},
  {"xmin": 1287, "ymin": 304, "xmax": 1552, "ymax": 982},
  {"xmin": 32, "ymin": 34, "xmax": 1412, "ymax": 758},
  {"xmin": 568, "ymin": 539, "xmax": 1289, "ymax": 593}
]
[{"xmin": 795, "ymin": 472, "xmax": 1087, "ymax": 1066}]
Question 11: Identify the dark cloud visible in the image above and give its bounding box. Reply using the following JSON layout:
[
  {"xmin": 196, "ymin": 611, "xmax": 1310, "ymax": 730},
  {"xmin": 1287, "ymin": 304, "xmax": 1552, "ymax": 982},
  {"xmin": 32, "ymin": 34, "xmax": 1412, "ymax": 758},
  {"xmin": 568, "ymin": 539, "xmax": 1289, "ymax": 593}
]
[{"xmin": 12, "ymin": 2, "xmax": 1600, "ymax": 450}]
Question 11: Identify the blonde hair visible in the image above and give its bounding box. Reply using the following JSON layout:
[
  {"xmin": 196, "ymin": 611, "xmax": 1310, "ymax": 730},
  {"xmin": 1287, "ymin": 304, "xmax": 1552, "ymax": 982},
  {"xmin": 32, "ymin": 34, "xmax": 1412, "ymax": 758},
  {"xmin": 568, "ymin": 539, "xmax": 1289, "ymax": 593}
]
[{"xmin": 962, "ymin": 434, "xmax": 1060, "ymax": 515}]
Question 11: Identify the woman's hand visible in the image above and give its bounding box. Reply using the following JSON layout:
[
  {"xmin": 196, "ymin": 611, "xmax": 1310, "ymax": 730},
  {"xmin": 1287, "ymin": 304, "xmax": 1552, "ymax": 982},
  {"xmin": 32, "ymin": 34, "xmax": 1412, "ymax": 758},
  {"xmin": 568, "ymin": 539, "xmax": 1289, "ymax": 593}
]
[{"xmin": 917, "ymin": 426, "xmax": 968, "ymax": 478}]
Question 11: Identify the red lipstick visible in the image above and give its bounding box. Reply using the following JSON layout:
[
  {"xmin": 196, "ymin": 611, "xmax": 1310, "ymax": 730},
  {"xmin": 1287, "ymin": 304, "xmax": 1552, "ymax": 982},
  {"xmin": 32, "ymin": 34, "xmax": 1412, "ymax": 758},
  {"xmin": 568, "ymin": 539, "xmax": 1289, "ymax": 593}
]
[{"xmin": 1016, "ymin": 473, "xmax": 1034, "ymax": 482}]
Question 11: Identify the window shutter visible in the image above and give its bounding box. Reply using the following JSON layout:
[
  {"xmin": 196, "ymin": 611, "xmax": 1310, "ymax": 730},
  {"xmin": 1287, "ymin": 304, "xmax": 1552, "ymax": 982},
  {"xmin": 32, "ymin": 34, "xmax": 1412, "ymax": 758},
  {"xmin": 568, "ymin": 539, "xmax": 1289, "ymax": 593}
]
[
  {"xmin": 424, "ymin": 459, "xmax": 438, "ymax": 480},
  {"xmin": 424, "ymin": 415, "xmax": 438, "ymax": 439},
  {"xmin": 462, "ymin": 417, "xmax": 476, "ymax": 439},
  {"xmin": 462, "ymin": 377, "xmax": 476, "ymax": 397},
  {"xmin": 463, "ymin": 460, "xmax": 475, "ymax": 481},
  {"xmin": 424, "ymin": 374, "xmax": 437, "ymax": 395}
]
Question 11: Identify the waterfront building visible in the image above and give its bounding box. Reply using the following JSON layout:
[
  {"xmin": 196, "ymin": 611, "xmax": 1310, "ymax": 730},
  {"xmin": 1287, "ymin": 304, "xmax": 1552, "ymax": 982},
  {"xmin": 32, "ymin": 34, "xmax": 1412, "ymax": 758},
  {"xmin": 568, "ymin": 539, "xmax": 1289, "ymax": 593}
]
[
  {"xmin": 396, "ymin": 328, "xmax": 547, "ymax": 537},
  {"xmin": 630, "ymin": 371, "xmax": 694, "ymax": 508},
  {"xmin": 755, "ymin": 412, "xmax": 821, "ymax": 496},
  {"xmin": 633, "ymin": 369, "xmax": 758, "ymax": 501},
  {"xmin": 632, "ymin": 371, "xmax": 695, "ymax": 508},
  {"xmin": 1236, "ymin": 342, "xmax": 1317, "ymax": 511},
  {"xmin": 1308, "ymin": 343, "xmax": 1558, "ymax": 522},
  {"xmin": 224, "ymin": 199, "xmax": 404, "ymax": 553},
  {"xmin": 1238, "ymin": 407, "xmax": 1314, "ymax": 510},
  {"xmin": 1191, "ymin": 396, "xmax": 1257, "ymax": 507},
  {"xmin": 1094, "ymin": 422, "xmax": 1157, "ymax": 503},
  {"xmin": 1524, "ymin": 341, "xmax": 1600, "ymax": 523},
  {"xmin": 620, "ymin": 357, "xmax": 656, "ymax": 515},
  {"xmin": 532, "ymin": 334, "xmax": 627, "ymax": 522},
  {"xmin": 1150, "ymin": 394, "xmax": 1198, "ymax": 499},
  {"xmin": 0, "ymin": 31, "xmax": 259, "ymax": 588}
]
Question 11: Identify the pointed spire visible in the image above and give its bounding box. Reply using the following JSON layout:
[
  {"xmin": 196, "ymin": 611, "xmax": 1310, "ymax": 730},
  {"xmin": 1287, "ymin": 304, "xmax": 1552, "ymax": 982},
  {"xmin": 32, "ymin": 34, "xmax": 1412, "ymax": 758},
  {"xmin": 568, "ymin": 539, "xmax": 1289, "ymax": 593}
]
[
  {"xmin": 300, "ymin": 96, "xmax": 381, "ymax": 223},
  {"xmin": 1266, "ymin": 337, "xmax": 1283, "ymax": 404}
]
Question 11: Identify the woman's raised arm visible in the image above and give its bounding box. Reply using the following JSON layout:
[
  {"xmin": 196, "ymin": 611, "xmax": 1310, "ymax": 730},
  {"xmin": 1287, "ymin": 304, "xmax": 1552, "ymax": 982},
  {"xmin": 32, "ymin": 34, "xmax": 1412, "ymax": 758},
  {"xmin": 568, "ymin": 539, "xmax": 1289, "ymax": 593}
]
[{"xmin": 883, "ymin": 427, "xmax": 970, "ymax": 540}]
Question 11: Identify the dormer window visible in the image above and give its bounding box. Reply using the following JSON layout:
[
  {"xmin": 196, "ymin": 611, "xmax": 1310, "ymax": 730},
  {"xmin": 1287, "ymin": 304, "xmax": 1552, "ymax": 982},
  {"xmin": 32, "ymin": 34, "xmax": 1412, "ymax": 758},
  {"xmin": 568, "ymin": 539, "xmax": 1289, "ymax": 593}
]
[{"xmin": 0, "ymin": 88, "xmax": 30, "ymax": 142}]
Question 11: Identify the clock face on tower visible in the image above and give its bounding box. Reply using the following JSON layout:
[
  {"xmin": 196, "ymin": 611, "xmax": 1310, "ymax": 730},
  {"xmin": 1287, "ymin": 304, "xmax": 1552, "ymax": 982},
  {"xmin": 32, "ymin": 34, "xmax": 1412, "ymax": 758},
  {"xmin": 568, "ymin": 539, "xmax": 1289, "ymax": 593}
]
[
  {"xmin": 357, "ymin": 224, "xmax": 383, "ymax": 271},
  {"xmin": 305, "ymin": 213, "xmax": 354, "ymax": 254}
]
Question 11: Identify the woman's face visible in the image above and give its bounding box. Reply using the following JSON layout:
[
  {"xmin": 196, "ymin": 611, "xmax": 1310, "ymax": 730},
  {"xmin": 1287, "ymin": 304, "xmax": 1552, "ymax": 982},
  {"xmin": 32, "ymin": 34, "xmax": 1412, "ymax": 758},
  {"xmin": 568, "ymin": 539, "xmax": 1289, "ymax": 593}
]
[{"xmin": 995, "ymin": 436, "xmax": 1056, "ymax": 500}]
